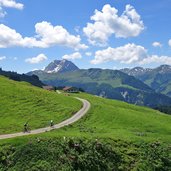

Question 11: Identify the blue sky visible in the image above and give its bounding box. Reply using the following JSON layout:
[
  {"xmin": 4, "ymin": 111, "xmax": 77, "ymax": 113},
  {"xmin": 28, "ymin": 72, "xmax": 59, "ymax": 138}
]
[{"xmin": 0, "ymin": 0, "xmax": 171, "ymax": 73}]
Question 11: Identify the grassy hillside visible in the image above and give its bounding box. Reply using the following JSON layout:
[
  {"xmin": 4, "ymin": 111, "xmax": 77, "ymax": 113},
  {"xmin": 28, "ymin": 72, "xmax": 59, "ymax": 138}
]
[
  {"xmin": 1, "ymin": 85, "xmax": 170, "ymax": 142},
  {"xmin": 37, "ymin": 92, "xmax": 171, "ymax": 143},
  {"xmin": 0, "ymin": 92, "xmax": 171, "ymax": 170},
  {"xmin": 0, "ymin": 76, "xmax": 82, "ymax": 134},
  {"xmin": 0, "ymin": 88, "xmax": 171, "ymax": 170}
]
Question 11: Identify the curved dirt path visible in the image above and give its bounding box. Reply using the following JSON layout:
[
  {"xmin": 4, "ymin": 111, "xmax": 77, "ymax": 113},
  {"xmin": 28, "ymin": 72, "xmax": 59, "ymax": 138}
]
[{"xmin": 0, "ymin": 97, "xmax": 90, "ymax": 140}]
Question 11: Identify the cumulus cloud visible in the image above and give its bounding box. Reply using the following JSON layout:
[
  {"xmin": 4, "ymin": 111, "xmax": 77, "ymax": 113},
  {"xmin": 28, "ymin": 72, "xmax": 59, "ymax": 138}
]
[
  {"xmin": 34, "ymin": 21, "xmax": 88, "ymax": 50},
  {"xmin": 62, "ymin": 52, "xmax": 82, "ymax": 60},
  {"xmin": 91, "ymin": 43, "xmax": 147, "ymax": 64},
  {"xmin": 91, "ymin": 43, "xmax": 171, "ymax": 65},
  {"xmin": 0, "ymin": 56, "xmax": 6, "ymax": 60},
  {"xmin": 152, "ymin": 41, "xmax": 162, "ymax": 47},
  {"xmin": 0, "ymin": 22, "xmax": 88, "ymax": 50},
  {"xmin": 0, "ymin": 24, "xmax": 28, "ymax": 47},
  {"xmin": 0, "ymin": 0, "xmax": 23, "ymax": 18},
  {"xmin": 25, "ymin": 54, "xmax": 47, "ymax": 64},
  {"xmin": 140, "ymin": 55, "xmax": 171, "ymax": 65},
  {"xmin": 83, "ymin": 4, "xmax": 144, "ymax": 46},
  {"xmin": 85, "ymin": 52, "xmax": 92, "ymax": 56},
  {"xmin": 0, "ymin": 0, "xmax": 23, "ymax": 9}
]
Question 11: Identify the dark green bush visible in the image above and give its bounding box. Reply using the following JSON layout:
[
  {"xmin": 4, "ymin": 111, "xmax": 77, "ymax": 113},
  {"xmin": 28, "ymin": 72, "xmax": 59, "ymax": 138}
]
[{"xmin": 0, "ymin": 138, "xmax": 170, "ymax": 171}]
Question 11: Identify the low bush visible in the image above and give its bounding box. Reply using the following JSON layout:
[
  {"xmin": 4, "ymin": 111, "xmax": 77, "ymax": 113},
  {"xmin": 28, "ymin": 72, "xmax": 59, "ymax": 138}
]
[{"xmin": 0, "ymin": 138, "xmax": 170, "ymax": 171}]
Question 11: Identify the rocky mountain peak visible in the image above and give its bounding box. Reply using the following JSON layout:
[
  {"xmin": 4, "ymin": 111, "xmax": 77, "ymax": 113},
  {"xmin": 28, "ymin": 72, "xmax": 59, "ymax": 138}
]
[
  {"xmin": 120, "ymin": 67, "xmax": 151, "ymax": 76},
  {"xmin": 155, "ymin": 65, "xmax": 171, "ymax": 73},
  {"xmin": 44, "ymin": 59, "xmax": 79, "ymax": 73}
]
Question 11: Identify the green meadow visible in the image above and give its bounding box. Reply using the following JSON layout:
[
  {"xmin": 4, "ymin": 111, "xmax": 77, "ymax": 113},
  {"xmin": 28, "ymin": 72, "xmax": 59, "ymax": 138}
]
[
  {"xmin": 1, "ymin": 91, "xmax": 171, "ymax": 145},
  {"xmin": 0, "ymin": 76, "xmax": 82, "ymax": 134},
  {"xmin": 32, "ymin": 92, "xmax": 171, "ymax": 143},
  {"xmin": 0, "ymin": 77, "xmax": 171, "ymax": 170},
  {"xmin": 0, "ymin": 76, "xmax": 171, "ymax": 143}
]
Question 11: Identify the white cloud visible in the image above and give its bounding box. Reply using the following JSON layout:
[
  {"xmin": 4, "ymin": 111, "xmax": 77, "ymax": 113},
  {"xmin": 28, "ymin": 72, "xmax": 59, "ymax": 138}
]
[
  {"xmin": 0, "ymin": 24, "xmax": 26, "ymax": 47},
  {"xmin": 140, "ymin": 55, "xmax": 171, "ymax": 65},
  {"xmin": 0, "ymin": 0, "xmax": 24, "ymax": 10},
  {"xmin": 83, "ymin": 4, "xmax": 144, "ymax": 46},
  {"xmin": 168, "ymin": 39, "xmax": 171, "ymax": 47},
  {"xmin": 0, "ymin": 0, "xmax": 23, "ymax": 18},
  {"xmin": 0, "ymin": 22, "xmax": 88, "ymax": 50},
  {"xmin": 152, "ymin": 41, "xmax": 162, "ymax": 47},
  {"xmin": 34, "ymin": 21, "xmax": 88, "ymax": 50},
  {"xmin": 91, "ymin": 43, "xmax": 147, "ymax": 64},
  {"xmin": 25, "ymin": 54, "xmax": 47, "ymax": 64},
  {"xmin": 91, "ymin": 43, "xmax": 171, "ymax": 66},
  {"xmin": 62, "ymin": 52, "xmax": 82, "ymax": 60},
  {"xmin": 0, "ymin": 56, "xmax": 6, "ymax": 60},
  {"xmin": 85, "ymin": 52, "xmax": 92, "ymax": 56}
]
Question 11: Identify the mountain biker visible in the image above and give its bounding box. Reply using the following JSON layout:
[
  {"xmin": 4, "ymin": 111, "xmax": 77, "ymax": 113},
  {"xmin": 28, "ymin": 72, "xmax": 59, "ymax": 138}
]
[
  {"xmin": 50, "ymin": 120, "xmax": 54, "ymax": 127},
  {"xmin": 24, "ymin": 122, "xmax": 28, "ymax": 132}
]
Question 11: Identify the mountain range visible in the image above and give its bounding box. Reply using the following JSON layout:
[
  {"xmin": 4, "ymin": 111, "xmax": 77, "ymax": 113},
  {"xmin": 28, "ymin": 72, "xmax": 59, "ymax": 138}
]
[
  {"xmin": 27, "ymin": 60, "xmax": 171, "ymax": 107},
  {"xmin": 121, "ymin": 65, "xmax": 171, "ymax": 97}
]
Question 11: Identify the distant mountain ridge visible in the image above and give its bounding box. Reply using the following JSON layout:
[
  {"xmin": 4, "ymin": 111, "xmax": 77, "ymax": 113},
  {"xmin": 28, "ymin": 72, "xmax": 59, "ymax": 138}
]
[
  {"xmin": 0, "ymin": 68, "xmax": 44, "ymax": 87},
  {"xmin": 121, "ymin": 65, "xmax": 171, "ymax": 76},
  {"xmin": 27, "ymin": 61, "xmax": 171, "ymax": 107},
  {"xmin": 121, "ymin": 65, "xmax": 171, "ymax": 97},
  {"xmin": 120, "ymin": 67, "xmax": 152, "ymax": 77}
]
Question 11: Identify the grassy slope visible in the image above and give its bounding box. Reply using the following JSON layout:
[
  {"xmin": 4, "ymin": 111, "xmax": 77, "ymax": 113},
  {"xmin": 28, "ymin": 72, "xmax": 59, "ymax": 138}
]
[
  {"xmin": 39, "ymin": 92, "xmax": 171, "ymax": 143},
  {"xmin": 0, "ymin": 85, "xmax": 171, "ymax": 170},
  {"xmin": 0, "ymin": 76, "xmax": 82, "ymax": 134},
  {"xmin": 4, "ymin": 92, "xmax": 170, "ymax": 145},
  {"xmin": 0, "ymin": 89, "xmax": 171, "ymax": 145}
]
